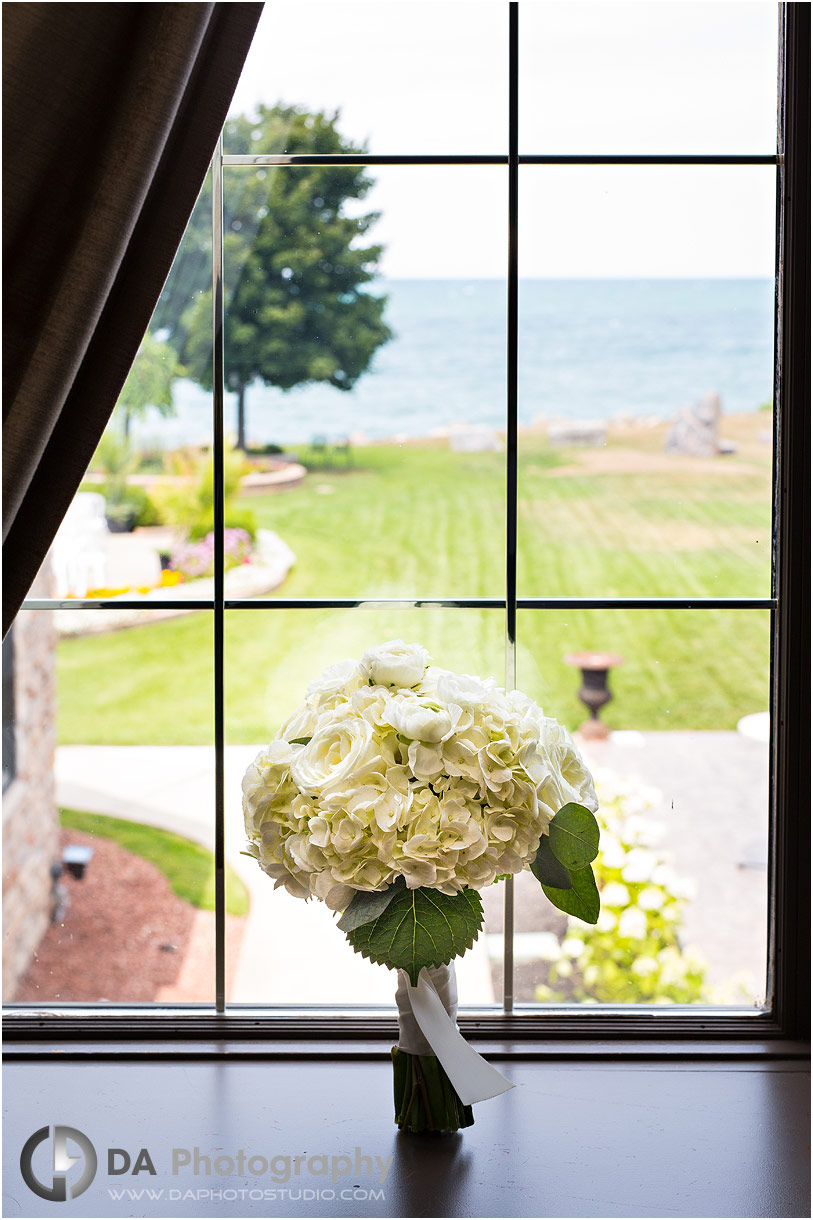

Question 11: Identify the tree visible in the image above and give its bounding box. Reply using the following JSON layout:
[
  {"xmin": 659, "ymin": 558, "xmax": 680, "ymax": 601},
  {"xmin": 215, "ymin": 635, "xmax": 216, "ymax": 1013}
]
[
  {"xmin": 114, "ymin": 331, "xmax": 183, "ymax": 439},
  {"xmin": 159, "ymin": 105, "xmax": 392, "ymax": 450}
]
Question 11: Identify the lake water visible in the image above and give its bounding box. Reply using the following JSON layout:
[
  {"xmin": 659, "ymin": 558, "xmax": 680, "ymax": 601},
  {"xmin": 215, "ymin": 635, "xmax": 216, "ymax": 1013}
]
[{"xmin": 134, "ymin": 278, "xmax": 775, "ymax": 448}]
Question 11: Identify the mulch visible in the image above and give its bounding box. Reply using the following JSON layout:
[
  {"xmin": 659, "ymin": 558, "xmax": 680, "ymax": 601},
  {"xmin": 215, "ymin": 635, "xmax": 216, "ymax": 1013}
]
[{"xmin": 15, "ymin": 829, "xmax": 245, "ymax": 1003}]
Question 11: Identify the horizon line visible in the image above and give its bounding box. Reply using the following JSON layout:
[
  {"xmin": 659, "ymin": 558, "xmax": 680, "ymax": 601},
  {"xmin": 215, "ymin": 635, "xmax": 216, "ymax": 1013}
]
[{"xmin": 372, "ymin": 273, "xmax": 775, "ymax": 282}]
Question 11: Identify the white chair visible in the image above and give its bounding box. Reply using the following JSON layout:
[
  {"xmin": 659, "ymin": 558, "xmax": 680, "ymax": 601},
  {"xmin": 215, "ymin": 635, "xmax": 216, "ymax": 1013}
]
[{"xmin": 50, "ymin": 493, "xmax": 109, "ymax": 597}]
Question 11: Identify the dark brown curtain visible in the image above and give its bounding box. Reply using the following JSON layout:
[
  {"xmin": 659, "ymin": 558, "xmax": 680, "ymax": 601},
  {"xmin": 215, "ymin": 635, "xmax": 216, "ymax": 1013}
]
[{"xmin": 2, "ymin": 2, "xmax": 263, "ymax": 635}]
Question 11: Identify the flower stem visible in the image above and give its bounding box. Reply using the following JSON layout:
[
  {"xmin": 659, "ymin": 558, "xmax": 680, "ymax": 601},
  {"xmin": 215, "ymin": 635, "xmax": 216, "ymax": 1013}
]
[{"xmin": 392, "ymin": 1048, "xmax": 474, "ymax": 1134}]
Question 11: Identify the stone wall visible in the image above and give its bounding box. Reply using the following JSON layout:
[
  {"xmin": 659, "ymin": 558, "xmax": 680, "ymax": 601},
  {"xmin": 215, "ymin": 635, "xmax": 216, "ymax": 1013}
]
[{"xmin": 2, "ymin": 563, "xmax": 59, "ymax": 999}]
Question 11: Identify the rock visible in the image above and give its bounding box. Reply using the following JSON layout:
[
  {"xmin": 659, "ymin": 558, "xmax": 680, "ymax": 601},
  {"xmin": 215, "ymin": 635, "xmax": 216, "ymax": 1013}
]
[
  {"xmin": 448, "ymin": 424, "xmax": 503, "ymax": 452},
  {"xmin": 547, "ymin": 419, "xmax": 607, "ymax": 447},
  {"xmin": 665, "ymin": 392, "xmax": 722, "ymax": 456}
]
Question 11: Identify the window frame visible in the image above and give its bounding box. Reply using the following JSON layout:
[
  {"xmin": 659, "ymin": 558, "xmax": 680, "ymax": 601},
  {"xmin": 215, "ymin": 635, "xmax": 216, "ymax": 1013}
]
[
  {"xmin": 4, "ymin": 1, "xmax": 808, "ymax": 1053},
  {"xmin": 2, "ymin": 629, "xmax": 16, "ymax": 794}
]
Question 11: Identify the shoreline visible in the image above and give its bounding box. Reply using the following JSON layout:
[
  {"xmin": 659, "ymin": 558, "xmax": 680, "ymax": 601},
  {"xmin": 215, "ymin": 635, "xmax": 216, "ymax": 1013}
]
[
  {"xmin": 132, "ymin": 405, "xmax": 772, "ymax": 456},
  {"xmin": 336, "ymin": 406, "xmax": 772, "ymax": 453}
]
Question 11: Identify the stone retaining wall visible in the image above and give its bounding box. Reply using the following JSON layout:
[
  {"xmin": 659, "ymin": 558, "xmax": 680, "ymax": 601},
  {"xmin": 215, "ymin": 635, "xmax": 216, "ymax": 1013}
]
[{"xmin": 2, "ymin": 564, "xmax": 59, "ymax": 999}]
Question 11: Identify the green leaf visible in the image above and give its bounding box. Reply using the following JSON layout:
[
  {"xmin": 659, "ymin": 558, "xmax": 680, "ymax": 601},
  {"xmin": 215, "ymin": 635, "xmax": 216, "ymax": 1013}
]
[
  {"xmin": 530, "ymin": 835, "xmax": 573, "ymax": 889},
  {"xmin": 335, "ymin": 876, "xmax": 405, "ymax": 934},
  {"xmin": 288, "ymin": 736, "xmax": 312, "ymax": 746},
  {"xmin": 345, "ymin": 886, "xmax": 484, "ymax": 984},
  {"xmin": 549, "ymin": 803, "xmax": 600, "ymax": 871},
  {"xmin": 541, "ymin": 865, "xmax": 600, "ymax": 925}
]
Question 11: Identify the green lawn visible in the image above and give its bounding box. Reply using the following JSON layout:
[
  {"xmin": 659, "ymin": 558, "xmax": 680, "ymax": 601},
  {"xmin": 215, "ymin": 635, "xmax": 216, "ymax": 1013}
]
[
  {"xmin": 60, "ymin": 809, "xmax": 250, "ymax": 915},
  {"xmin": 57, "ymin": 426, "xmax": 772, "ymax": 744}
]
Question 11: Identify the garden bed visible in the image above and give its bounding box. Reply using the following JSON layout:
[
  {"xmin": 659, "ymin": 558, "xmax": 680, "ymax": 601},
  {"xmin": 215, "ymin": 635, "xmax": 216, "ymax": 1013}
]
[
  {"xmin": 56, "ymin": 529, "xmax": 295, "ymax": 637},
  {"xmin": 14, "ymin": 829, "xmax": 246, "ymax": 1003}
]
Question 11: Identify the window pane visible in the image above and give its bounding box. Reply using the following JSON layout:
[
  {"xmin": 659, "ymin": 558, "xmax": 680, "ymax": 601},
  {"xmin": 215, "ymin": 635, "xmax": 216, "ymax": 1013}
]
[
  {"xmin": 51, "ymin": 175, "xmax": 213, "ymax": 604},
  {"xmin": 225, "ymin": 605, "xmax": 505, "ymax": 1007},
  {"xmin": 223, "ymin": 164, "xmax": 507, "ymax": 599},
  {"xmin": 226, "ymin": 1, "xmax": 508, "ymax": 155},
  {"xmin": 518, "ymin": 166, "xmax": 775, "ymax": 599},
  {"xmin": 520, "ymin": 2, "xmax": 778, "ymax": 154},
  {"xmin": 515, "ymin": 608, "xmax": 770, "ymax": 1007},
  {"xmin": 3, "ymin": 604, "xmax": 218, "ymax": 1005}
]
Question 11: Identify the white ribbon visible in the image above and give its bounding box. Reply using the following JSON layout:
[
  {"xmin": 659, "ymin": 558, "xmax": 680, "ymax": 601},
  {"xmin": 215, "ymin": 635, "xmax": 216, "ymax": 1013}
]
[{"xmin": 395, "ymin": 962, "xmax": 514, "ymax": 1107}]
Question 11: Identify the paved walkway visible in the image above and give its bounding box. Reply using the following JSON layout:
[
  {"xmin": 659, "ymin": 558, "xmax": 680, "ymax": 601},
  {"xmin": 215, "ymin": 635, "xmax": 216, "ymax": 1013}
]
[{"xmin": 55, "ymin": 730, "xmax": 769, "ymax": 1006}]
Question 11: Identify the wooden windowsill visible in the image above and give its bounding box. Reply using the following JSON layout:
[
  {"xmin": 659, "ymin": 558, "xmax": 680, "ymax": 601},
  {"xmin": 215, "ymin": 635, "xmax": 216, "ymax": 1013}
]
[{"xmin": 3, "ymin": 1055, "xmax": 809, "ymax": 1217}]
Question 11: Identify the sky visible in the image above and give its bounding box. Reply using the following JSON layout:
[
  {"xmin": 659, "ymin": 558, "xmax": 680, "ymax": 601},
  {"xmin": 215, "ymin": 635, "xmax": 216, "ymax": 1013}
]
[{"xmin": 228, "ymin": 1, "xmax": 779, "ymax": 278}]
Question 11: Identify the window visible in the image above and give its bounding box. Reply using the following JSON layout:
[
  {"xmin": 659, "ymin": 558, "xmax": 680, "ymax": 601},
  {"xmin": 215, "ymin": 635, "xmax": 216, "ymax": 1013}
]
[{"xmin": 5, "ymin": 2, "xmax": 808, "ymax": 1044}]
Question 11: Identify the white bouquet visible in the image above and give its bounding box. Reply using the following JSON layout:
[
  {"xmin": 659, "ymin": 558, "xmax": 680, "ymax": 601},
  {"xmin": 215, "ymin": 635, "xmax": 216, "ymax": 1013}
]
[{"xmin": 243, "ymin": 641, "xmax": 600, "ymax": 1132}]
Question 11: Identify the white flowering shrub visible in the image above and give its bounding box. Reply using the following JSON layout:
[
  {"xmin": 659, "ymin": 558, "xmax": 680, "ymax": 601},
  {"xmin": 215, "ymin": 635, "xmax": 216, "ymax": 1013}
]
[{"xmin": 534, "ymin": 770, "xmax": 708, "ymax": 1004}]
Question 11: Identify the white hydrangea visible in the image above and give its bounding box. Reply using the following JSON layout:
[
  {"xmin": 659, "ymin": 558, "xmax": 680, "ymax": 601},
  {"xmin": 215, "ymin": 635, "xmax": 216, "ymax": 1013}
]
[{"xmin": 242, "ymin": 642, "xmax": 597, "ymax": 903}]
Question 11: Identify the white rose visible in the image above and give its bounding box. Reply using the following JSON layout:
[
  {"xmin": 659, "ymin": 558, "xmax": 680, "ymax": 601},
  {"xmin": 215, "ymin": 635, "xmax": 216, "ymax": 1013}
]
[
  {"xmin": 349, "ymin": 684, "xmax": 391, "ymax": 726},
  {"xmin": 360, "ymin": 640, "xmax": 429, "ymax": 688},
  {"xmin": 259, "ymin": 738, "xmax": 296, "ymax": 769},
  {"xmin": 306, "ymin": 657, "xmax": 363, "ymax": 697},
  {"xmin": 320, "ymin": 740, "xmax": 392, "ymax": 809},
  {"xmin": 276, "ymin": 701, "xmax": 317, "ymax": 743},
  {"xmin": 414, "ymin": 665, "xmax": 443, "ymax": 696},
  {"xmin": 435, "ymin": 670, "xmax": 498, "ymax": 708},
  {"xmin": 384, "ymin": 694, "xmax": 452, "ymax": 742},
  {"xmin": 289, "ymin": 719, "xmax": 376, "ymax": 796},
  {"xmin": 537, "ymin": 720, "xmax": 599, "ymax": 813}
]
